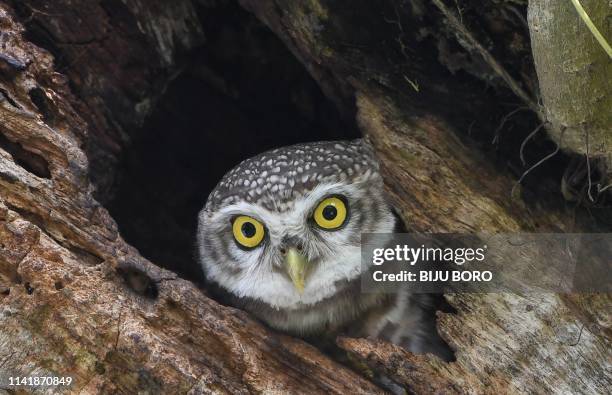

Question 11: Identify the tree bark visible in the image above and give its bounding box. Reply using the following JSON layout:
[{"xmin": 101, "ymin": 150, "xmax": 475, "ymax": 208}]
[
  {"xmin": 528, "ymin": 0, "xmax": 611, "ymax": 157},
  {"xmin": 0, "ymin": 2, "xmax": 383, "ymax": 393},
  {"xmin": 1, "ymin": 0, "xmax": 610, "ymax": 394}
]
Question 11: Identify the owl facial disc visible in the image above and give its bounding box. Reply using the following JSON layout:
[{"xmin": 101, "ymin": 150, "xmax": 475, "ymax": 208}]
[{"xmin": 197, "ymin": 139, "xmax": 397, "ymax": 334}]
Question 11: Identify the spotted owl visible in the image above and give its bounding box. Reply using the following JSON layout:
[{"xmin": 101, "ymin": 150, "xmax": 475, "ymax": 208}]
[{"xmin": 197, "ymin": 139, "xmax": 449, "ymax": 358}]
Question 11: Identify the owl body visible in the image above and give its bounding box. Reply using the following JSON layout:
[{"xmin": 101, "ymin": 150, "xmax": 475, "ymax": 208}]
[{"xmin": 197, "ymin": 140, "xmax": 444, "ymax": 356}]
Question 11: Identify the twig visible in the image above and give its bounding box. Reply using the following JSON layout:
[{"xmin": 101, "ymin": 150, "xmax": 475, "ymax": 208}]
[
  {"xmin": 585, "ymin": 153, "xmax": 594, "ymax": 202},
  {"xmin": 403, "ymin": 75, "xmax": 420, "ymax": 92},
  {"xmin": 597, "ymin": 182, "xmax": 612, "ymax": 194},
  {"xmin": 519, "ymin": 123, "xmax": 545, "ymax": 165},
  {"xmin": 512, "ymin": 142, "xmax": 560, "ymax": 196},
  {"xmin": 512, "ymin": 127, "xmax": 565, "ymax": 196},
  {"xmin": 468, "ymin": 120, "xmax": 476, "ymax": 136},
  {"xmin": 584, "ymin": 126, "xmax": 595, "ymax": 202},
  {"xmin": 569, "ymin": 0, "xmax": 612, "ymax": 58},
  {"xmin": 431, "ymin": 0, "xmax": 544, "ymax": 122},
  {"xmin": 492, "ymin": 106, "xmax": 529, "ymax": 145},
  {"xmin": 384, "ymin": 2, "xmax": 414, "ymax": 60}
]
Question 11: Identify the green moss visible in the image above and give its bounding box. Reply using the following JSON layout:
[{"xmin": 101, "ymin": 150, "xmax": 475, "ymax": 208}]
[
  {"xmin": 529, "ymin": 0, "xmax": 612, "ymax": 156},
  {"xmin": 28, "ymin": 303, "xmax": 52, "ymax": 333},
  {"xmin": 306, "ymin": 0, "xmax": 329, "ymax": 20}
]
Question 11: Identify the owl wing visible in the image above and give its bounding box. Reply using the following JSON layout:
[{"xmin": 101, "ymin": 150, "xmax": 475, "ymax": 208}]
[{"xmin": 361, "ymin": 290, "xmax": 454, "ymax": 361}]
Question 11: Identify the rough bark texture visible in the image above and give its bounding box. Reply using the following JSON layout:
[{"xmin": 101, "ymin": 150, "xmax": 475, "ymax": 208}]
[
  {"xmin": 339, "ymin": 292, "xmax": 611, "ymax": 394},
  {"xmin": 5, "ymin": 0, "xmax": 205, "ymax": 200},
  {"xmin": 528, "ymin": 0, "xmax": 611, "ymax": 160},
  {"xmin": 235, "ymin": 2, "xmax": 609, "ymax": 392},
  {"xmin": 1, "ymin": 0, "xmax": 611, "ymax": 394},
  {"xmin": 0, "ymin": 2, "xmax": 382, "ymax": 394}
]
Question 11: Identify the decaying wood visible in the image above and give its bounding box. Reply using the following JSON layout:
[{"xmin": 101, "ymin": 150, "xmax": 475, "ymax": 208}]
[
  {"xmin": 2, "ymin": 0, "xmax": 205, "ymax": 200},
  {"xmin": 0, "ymin": 203, "xmax": 382, "ymax": 393},
  {"xmin": 339, "ymin": 292, "xmax": 611, "ymax": 394},
  {"xmin": 0, "ymin": 2, "xmax": 383, "ymax": 393},
  {"xmin": 241, "ymin": 1, "xmax": 610, "ymax": 393},
  {"xmin": 1, "ymin": 0, "xmax": 610, "ymax": 394}
]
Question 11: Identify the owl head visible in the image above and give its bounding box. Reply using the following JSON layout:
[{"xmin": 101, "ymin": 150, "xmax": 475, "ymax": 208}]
[{"xmin": 197, "ymin": 140, "xmax": 396, "ymax": 311}]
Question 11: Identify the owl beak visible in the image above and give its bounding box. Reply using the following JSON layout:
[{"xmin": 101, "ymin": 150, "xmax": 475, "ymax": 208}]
[{"xmin": 284, "ymin": 247, "xmax": 308, "ymax": 293}]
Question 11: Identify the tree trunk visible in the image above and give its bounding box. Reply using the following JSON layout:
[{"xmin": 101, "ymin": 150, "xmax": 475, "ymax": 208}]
[
  {"xmin": 529, "ymin": 0, "xmax": 611, "ymax": 156},
  {"xmin": 528, "ymin": 0, "xmax": 612, "ymax": 187},
  {"xmin": 1, "ymin": 0, "xmax": 610, "ymax": 394}
]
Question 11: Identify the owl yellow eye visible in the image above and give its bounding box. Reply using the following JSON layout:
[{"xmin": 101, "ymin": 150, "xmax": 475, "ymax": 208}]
[
  {"xmin": 232, "ymin": 216, "xmax": 265, "ymax": 249},
  {"xmin": 313, "ymin": 196, "xmax": 348, "ymax": 230}
]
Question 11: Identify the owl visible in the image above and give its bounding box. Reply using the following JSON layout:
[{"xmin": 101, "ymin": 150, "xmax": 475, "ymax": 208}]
[{"xmin": 197, "ymin": 139, "xmax": 450, "ymax": 358}]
